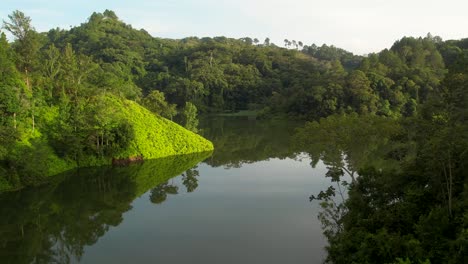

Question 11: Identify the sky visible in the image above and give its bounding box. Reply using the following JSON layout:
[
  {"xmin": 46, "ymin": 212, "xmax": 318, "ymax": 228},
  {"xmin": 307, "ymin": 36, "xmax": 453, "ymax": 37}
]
[{"xmin": 1, "ymin": 0, "xmax": 467, "ymax": 55}]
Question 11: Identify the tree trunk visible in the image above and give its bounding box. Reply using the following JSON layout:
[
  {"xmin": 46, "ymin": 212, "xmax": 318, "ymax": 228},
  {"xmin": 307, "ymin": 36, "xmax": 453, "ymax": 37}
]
[
  {"xmin": 448, "ymin": 151, "xmax": 453, "ymax": 217},
  {"xmin": 25, "ymin": 70, "xmax": 35, "ymax": 133},
  {"xmin": 25, "ymin": 68, "xmax": 30, "ymax": 90},
  {"xmin": 443, "ymin": 154, "xmax": 453, "ymax": 218},
  {"xmin": 32, "ymin": 106, "xmax": 35, "ymax": 133}
]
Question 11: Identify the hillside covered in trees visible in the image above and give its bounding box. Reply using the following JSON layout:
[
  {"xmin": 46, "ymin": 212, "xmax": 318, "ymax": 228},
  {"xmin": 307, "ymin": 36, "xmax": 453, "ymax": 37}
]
[
  {"xmin": 0, "ymin": 10, "xmax": 216, "ymax": 192},
  {"xmin": 2, "ymin": 9, "xmax": 465, "ymax": 127},
  {"xmin": 31, "ymin": 9, "xmax": 466, "ymax": 121},
  {"xmin": 0, "ymin": 9, "xmax": 467, "ymax": 263},
  {"xmin": 293, "ymin": 40, "xmax": 468, "ymax": 263}
]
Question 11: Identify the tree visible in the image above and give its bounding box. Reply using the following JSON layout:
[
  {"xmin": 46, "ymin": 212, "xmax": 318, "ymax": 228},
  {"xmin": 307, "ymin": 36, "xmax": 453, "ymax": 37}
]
[
  {"xmin": 2, "ymin": 10, "xmax": 41, "ymax": 75},
  {"xmin": 346, "ymin": 70, "xmax": 379, "ymax": 114},
  {"xmin": 3, "ymin": 10, "xmax": 42, "ymax": 132},
  {"xmin": 142, "ymin": 90, "xmax": 177, "ymax": 120},
  {"xmin": 292, "ymin": 40, "xmax": 297, "ymax": 49},
  {"xmin": 150, "ymin": 182, "xmax": 178, "ymax": 204},
  {"xmin": 0, "ymin": 33, "xmax": 23, "ymax": 129},
  {"xmin": 181, "ymin": 102, "xmax": 198, "ymax": 133},
  {"xmin": 298, "ymin": 41, "xmax": 303, "ymax": 49},
  {"xmin": 182, "ymin": 168, "xmax": 200, "ymax": 192},
  {"xmin": 253, "ymin": 38, "xmax": 259, "ymax": 45},
  {"xmin": 242, "ymin": 37, "xmax": 253, "ymax": 45},
  {"xmin": 189, "ymin": 58, "xmax": 227, "ymax": 109},
  {"xmin": 40, "ymin": 44, "xmax": 62, "ymax": 101},
  {"xmin": 0, "ymin": 33, "xmax": 22, "ymax": 161}
]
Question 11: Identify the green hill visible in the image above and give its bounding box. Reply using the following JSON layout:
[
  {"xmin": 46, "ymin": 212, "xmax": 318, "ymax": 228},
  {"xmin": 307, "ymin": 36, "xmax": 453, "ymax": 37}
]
[
  {"xmin": 100, "ymin": 95, "xmax": 214, "ymax": 159},
  {"xmin": 0, "ymin": 95, "xmax": 213, "ymax": 192}
]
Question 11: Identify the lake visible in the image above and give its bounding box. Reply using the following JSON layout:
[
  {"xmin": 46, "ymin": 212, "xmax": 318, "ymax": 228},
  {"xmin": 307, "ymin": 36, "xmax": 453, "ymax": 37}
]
[{"xmin": 0, "ymin": 116, "xmax": 335, "ymax": 264}]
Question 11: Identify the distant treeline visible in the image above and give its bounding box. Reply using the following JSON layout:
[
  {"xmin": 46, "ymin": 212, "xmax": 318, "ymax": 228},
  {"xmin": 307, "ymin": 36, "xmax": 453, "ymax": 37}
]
[{"xmin": 2, "ymin": 9, "xmax": 467, "ymax": 130}]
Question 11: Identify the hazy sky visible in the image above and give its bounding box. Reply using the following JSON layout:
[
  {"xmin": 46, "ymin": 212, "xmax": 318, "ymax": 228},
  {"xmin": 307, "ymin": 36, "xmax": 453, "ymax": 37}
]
[{"xmin": 1, "ymin": 0, "xmax": 467, "ymax": 54}]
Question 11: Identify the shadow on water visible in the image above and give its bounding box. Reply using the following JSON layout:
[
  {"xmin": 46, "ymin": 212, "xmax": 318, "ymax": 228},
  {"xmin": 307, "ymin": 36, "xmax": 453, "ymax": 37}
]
[{"xmin": 0, "ymin": 151, "xmax": 211, "ymax": 264}]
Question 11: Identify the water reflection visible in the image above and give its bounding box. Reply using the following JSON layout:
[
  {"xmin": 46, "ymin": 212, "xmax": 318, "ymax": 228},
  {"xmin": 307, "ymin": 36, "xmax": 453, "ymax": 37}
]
[
  {"xmin": 293, "ymin": 114, "xmax": 403, "ymax": 185},
  {"xmin": 200, "ymin": 116, "xmax": 302, "ymax": 168},
  {"xmin": 0, "ymin": 152, "xmax": 211, "ymax": 264},
  {"xmin": 1, "ymin": 116, "xmax": 343, "ymax": 264},
  {"xmin": 292, "ymin": 115, "xmax": 404, "ymax": 248}
]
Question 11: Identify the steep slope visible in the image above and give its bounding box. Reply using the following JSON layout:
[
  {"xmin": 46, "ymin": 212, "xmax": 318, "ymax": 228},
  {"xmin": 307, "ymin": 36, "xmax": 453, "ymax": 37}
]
[{"xmin": 100, "ymin": 95, "xmax": 214, "ymax": 159}]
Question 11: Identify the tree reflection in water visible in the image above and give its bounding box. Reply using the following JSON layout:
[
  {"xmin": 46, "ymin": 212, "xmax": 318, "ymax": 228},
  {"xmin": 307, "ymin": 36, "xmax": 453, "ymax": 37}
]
[{"xmin": 0, "ymin": 152, "xmax": 211, "ymax": 264}]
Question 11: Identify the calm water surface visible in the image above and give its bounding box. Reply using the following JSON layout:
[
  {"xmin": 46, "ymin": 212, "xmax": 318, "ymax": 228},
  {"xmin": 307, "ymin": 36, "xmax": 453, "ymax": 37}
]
[{"xmin": 0, "ymin": 117, "xmax": 334, "ymax": 264}]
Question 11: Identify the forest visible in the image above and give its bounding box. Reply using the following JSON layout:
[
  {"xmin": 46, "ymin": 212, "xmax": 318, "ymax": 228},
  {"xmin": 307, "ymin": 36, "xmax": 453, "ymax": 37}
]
[{"xmin": 0, "ymin": 9, "xmax": 467, "ymax": 263}]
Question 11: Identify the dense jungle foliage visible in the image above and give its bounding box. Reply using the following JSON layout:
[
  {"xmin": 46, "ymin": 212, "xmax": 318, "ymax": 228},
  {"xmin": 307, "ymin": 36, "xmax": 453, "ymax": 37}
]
[
  {"xmin": 0, "ymin": 10, "xmax": 215, "ymax": 192},
  {"xmin": 0, "ymin": 9, "xmax": 467, "ymax": 263},
  {"xmin": 293, "ymin": 46, "xmax": 468, "ymax": 262}
]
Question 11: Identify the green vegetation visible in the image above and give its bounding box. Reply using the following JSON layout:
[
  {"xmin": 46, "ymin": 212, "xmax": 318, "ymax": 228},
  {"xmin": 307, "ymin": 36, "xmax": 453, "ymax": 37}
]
[
  {"xmin": 0, "ymin": 152, "xmax": 210, "ymax": 264},
  {"xmin": 180, "ymin": 102, "xmax": 199, "ymax": 133},
  {"xmin": 0, "ymin": 9, "xmax": 461, "ymax": 126},
  {"xmin": 92, "ymin": 95, "xmax": 213, "ymax": 160},
  {"xmin": 0, "ymin": 94, "xmax": 213, "ymax": 192},
  {"xmin": 0, "ymin": 10, "xmax": 213, "ymax": 192},
  {"xmin": 0, "ymin": 8, "xmax": 467, "ymax": 263},
  {"xmin": 141, "ymin": 90, "xmax": 177, "ymax": 120},
  {"xmin": 294, "ymin": 46, "xmax": 468, "ymax": 262}
]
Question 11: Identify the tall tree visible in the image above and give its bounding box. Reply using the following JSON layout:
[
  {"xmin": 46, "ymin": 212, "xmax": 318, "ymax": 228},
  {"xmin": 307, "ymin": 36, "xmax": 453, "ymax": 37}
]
[
  {"xmin": 0, "ymin": 33, "xmax": 23, "ymax": 129},
  {"xmin": 2, "ymin": 10, "xmax": 41, "ymax": 77},
  {"xmin": 3, "ymin": 10, "xmax": 42, "ymax": 132}
]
